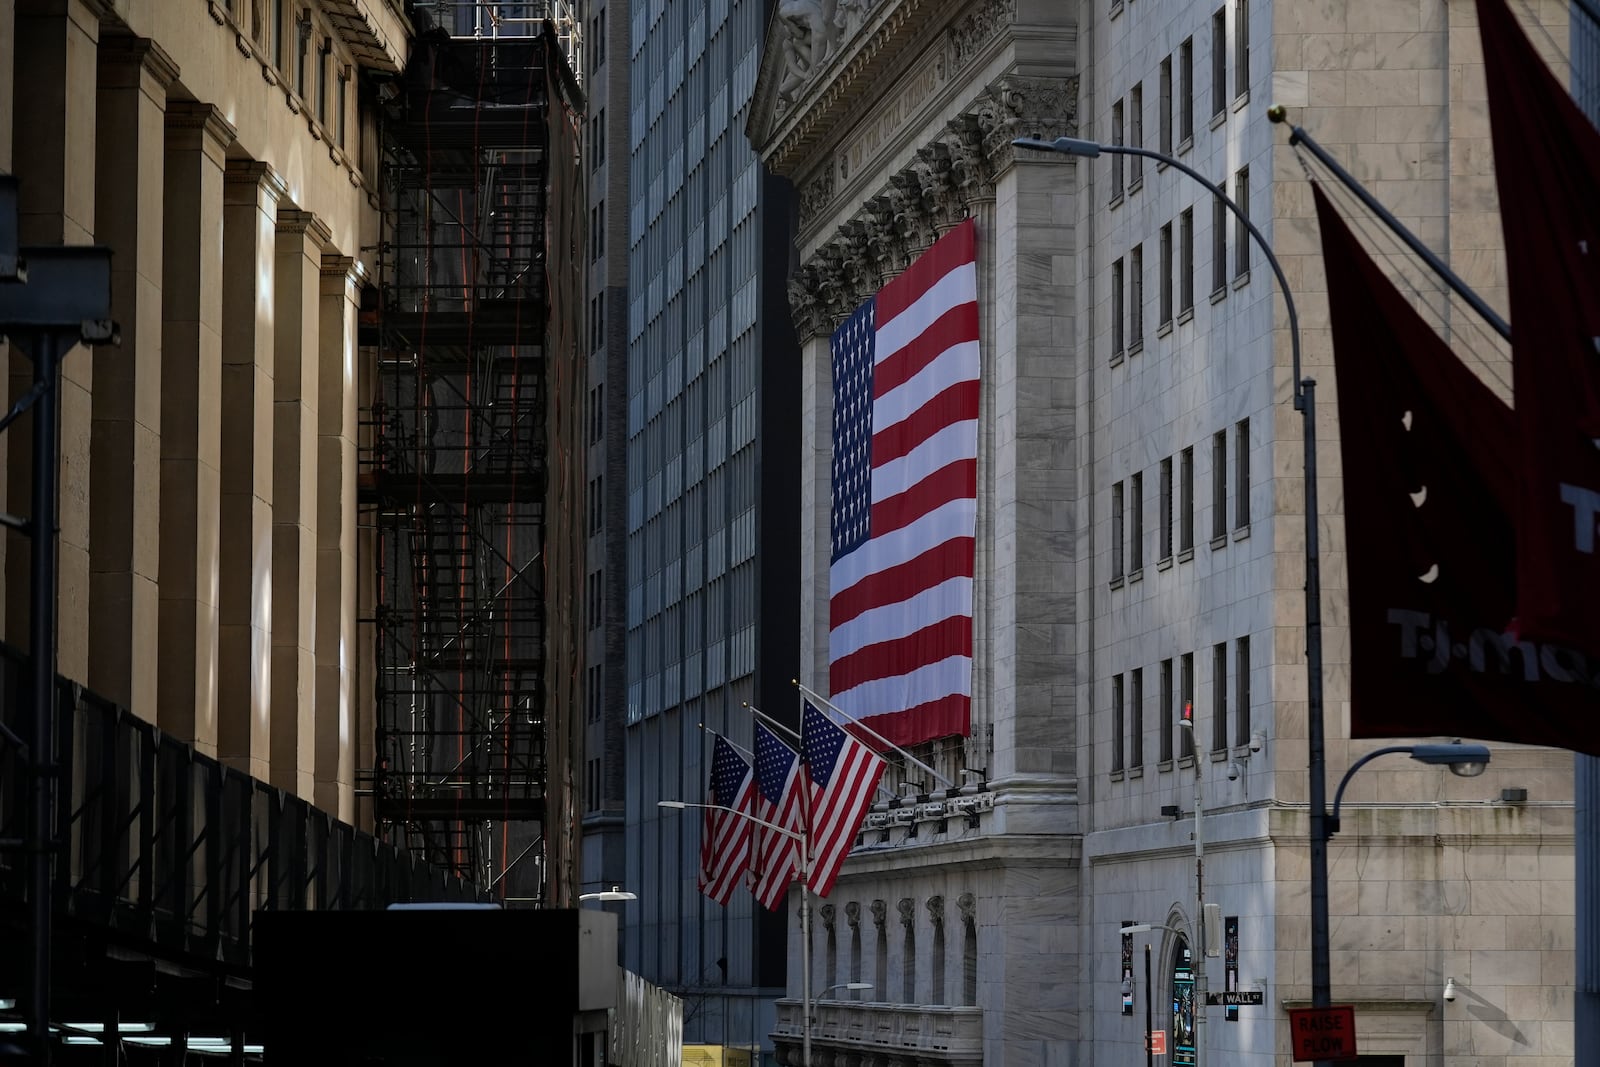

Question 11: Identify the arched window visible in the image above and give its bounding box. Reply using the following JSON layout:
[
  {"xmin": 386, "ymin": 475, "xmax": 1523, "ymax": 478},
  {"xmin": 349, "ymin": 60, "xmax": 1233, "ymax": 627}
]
[
  {"xmin": 963, "ymin": 918, "xmax": 977, "ymax": 1005},
  {"xmin": 930, "ymin": 901, "xmax": 946, "ymax": 1005},
  {"xmin": 1171, "ymin": 935, "xmax": 1196, "ymax": 1066},
  {"xmin": 850, "ymin": 924, "xmax": 863, "ymax": 999}
]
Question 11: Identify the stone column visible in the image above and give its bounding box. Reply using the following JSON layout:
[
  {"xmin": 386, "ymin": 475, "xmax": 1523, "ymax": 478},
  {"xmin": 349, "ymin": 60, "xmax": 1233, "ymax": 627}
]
[
  {"xmin": 159, "ymin": 101, "xmax": 235, "ymax": 754},
  {"xmin": 271, "ymin": 208, "xmax": 328, "ymax": 800},
  {"xmin": 218, "ymin": 160, "xmax": 285, "ymax": 780},
  {"xmin": 9, "ymin": 0, "xmax": 101, "ymax": 676},
  {"xmin": 89, "ymin": 33, "xmax": 178, "ymax": 717},
  {"xmin": 314, "ymin": 254, "xmax": 360, "ymax": 820}
]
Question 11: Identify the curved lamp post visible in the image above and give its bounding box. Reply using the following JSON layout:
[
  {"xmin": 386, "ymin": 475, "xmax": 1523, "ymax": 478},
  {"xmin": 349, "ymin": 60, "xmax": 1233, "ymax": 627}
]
[
  {"xmin": 1328, "ymin": 742, "xmax": 1491, "ymax": 835},
  {"xmin": 578, "ymin": 885, "xmax": 639, "ymax": 904},
  {"xmin": 1017, "ymin": 131, "xmax": 1307, "ymax": 1067},
  {"xmin": 659, "ymin": 800, "xmax": 814, "ymax": 1065}
]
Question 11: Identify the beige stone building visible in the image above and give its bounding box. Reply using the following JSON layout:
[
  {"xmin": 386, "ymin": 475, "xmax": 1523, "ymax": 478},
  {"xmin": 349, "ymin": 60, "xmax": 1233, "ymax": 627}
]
[{"xmin": 747, "ymin": 0, "xmax": 1576, "ymax": 1063}]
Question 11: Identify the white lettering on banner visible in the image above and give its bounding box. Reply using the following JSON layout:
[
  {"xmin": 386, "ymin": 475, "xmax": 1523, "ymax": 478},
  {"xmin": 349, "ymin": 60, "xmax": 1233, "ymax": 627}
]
[
  {"xmin": 1560, "ymin": 482, "xmax": 1600, "ymax": 553},
  {"xmin": 1387, "ymin": 608, "xmax": 1600, "ymax": 688}
]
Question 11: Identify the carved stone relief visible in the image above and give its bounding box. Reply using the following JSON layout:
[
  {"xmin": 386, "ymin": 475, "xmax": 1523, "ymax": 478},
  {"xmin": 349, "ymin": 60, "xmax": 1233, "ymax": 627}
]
[
  {"xmin": 896, "ymin": 897, "xmax": 916, "ymax": 928},
  {"xmin": 871, "ymin": 898, "xmax": 888, "ymax": 929}
]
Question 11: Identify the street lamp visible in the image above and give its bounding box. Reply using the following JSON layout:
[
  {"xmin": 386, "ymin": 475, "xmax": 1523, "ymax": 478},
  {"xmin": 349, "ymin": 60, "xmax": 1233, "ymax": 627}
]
[
  {"xmin": 1176, "ymin": 710, "xmax": 1211, "ymax": 1067},
  {"xmin": 1014, "ymin": 127, "xmax": 1331, "ymax": 1033},
  {"xmin": 816, "ymin": 982, "xmax": 873, "ymax": 999},
  {"xmin": 578, "ymin": 885, "xmax": 638, "ymax": 903},
  {"xmin": 659, "ymin": 800, "xmax": 816, "ymax": 1065},
  {"xmin": 1328, "ymin": 742, "xmax": 1491, "ymax": 835}
]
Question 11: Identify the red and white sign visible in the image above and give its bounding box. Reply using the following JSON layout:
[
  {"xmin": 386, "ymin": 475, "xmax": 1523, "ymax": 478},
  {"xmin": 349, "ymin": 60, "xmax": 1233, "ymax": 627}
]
[
  {"xmin": 1289, "ymin": 1006, "xmax": 1358, "ymax": 1061},
  {"xmin": 1147, "ymin": 1030, "xmax": 1167, "ymax": 1056}
]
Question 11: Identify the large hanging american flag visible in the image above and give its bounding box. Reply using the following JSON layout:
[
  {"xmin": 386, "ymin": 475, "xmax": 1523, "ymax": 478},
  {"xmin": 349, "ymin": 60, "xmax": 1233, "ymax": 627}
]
[
  {"xmin": 698, "ymin": 734, "xmax": 756, "ymax": 905},
  {"xmin": 829, "ymin": 218, "xmax": 981, "ymax": 749},
  {"xmin": 751, "ymin": 722, "xmax": 807, "ymax": 911},
  {"xmin": 801, "ymin": 700, "xmax": 885, "ymax": 897}
]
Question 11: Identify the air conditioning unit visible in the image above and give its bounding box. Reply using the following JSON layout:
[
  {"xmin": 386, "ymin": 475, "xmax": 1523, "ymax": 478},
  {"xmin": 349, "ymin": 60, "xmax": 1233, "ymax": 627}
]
[
  {"xmin": 918, "ymin": 802, "xmax": 946, "ymax": 819},
  {"xmin": 864, "ymin": 811, "xmax": 890, "ymax": 829},
  {"xmin": 889, "ymin": 807, "xmax": 916, "ymax": 825}
]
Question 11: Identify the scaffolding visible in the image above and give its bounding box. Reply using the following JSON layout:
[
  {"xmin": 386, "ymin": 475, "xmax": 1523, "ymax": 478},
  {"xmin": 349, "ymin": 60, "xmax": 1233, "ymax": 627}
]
[{"xmin": 362, "ymin": 10, "xmax": 584, "ymax": 896}]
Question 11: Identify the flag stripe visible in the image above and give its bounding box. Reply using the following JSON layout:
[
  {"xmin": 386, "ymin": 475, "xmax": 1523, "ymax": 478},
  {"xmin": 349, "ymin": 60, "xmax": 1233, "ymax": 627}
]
[
  {"xmin": 872, "ymin": 413, "xmax": 981, "ymax": 499},
  {"xmin": 869, "ymin": 459, "xmax": 978, "ymax": 538},
  {"xmin": 830, "ymin": 499, "xmax": 976, "ymax": 594},
  {"xmin": 832, "ymin": 654, "xmax": 973, "ymax": 722},
  {"xmin": 876, "ymin": 221, "xmax": 978, "ymax": 323},
  {"xmin": 872, "ymin": 382, "xmax": 981, "ymax": 468},
  {"xmin": 829, "ymin": 575, "xmax": 973, "ymax": 662},
  {"xmin": 829, "ymin": 615, "xmax": 974, "ymax": 694},
  {"xmin": 875, "ymin": 306, "xmax": 981, "ymax": 396},
  {"xmin": 802, "ymin": 701, "xmax": 887, "ymax": 898},
  {"xmin": 829, "ymin": 536, "xmax": 976, "ymax": 628}
]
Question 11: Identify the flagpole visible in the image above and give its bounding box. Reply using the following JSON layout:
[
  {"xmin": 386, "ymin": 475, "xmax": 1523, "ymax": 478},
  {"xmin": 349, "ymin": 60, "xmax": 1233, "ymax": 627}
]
[
  {"xmin": 792, "ymin": 680, "xmax": 954, "ymax": 789},
  {"xmin": 743, "ymin": 702, "xmax": 802, "ymax": 744},
  {"xmin": 744, "ymin": 705, "xmax": 898, "ymax": 804},
  {"xmin": 1279, "ymin": 118, "xmax": 1511, "ymax": 343},
  {"xmin": 800, "ymin": 845, "xmax": 813, "ymax": 1067},
  {"xmin": 698, "ymin": 721, "xmax": 756, "ymax": 763}
]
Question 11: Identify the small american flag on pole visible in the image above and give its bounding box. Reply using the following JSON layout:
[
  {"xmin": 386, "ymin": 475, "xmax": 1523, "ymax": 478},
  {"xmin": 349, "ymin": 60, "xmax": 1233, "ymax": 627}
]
[
  {"xmin": 801, "ymin": 700, "xmax": 886, "ymax": 897},
  {"xmin": 829, "ymin": 219, "xmax": 980, "ymax": 749},
  {"xmin": 698, "ymin": 734, "xmax": 755, "ymax": 905},
  {"xmin": 751, "ymin": 721, "xmax": 807, "ymax": 912}
]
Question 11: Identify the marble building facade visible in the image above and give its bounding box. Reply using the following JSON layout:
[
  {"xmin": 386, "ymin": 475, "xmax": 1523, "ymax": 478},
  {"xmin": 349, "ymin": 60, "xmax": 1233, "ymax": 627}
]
[{"xmin": 747, "ymin": 0, "xmax": 1577, "ymax": 1064}]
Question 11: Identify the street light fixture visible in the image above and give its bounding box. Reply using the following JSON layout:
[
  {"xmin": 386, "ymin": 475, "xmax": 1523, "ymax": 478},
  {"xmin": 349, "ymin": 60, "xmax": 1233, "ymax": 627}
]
[
  {"xmin": 578, "ymin": 885, "xmax": 638, "ymax": 903},
  {"xmin": 815, "ymin": 982, "xmax": 873, "ymax": 999},
  {"xmin": 1328, "ymin": 742, "xmax": 1491, "ymax": 835},
  {"xmin": 1015, "ymin": 128, "xmax": 1331, "ymax": 1052},
  {"xmin": 659, "ymin": 800, "xmax": 816, "ymax": 1065}
]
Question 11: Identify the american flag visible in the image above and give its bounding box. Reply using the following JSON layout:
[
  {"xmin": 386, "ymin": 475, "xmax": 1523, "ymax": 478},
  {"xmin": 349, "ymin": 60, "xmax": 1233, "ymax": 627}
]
[
  {"xmin": 801, "ymin": 700, "xmax": 886, "ymax": 897},
  {"xmin": 829, "ymin": 218, "xmax": 981, "ymax": 749},
  {"xmin": 698, "ymin": 734, "xmax": 755, "ymax": 905},
  {"xmin": 751, "ymin": 721, "xmax": 807, "ymax": 912}
]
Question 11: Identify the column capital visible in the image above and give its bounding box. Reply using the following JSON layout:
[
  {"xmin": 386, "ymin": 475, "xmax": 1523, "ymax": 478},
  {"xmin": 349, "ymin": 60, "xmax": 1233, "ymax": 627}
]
[
  {"xmin": 165, "ymin": 100, "xmax": 237, "ymax": 162},
  {"xmin": 98, "ymin": 31, "xmax": 181, "ymax": 93},
  {"xmin": 277, "ymin": 208, "xmax": 332, "ymax": 248},
  {"xmin": 224, "ymin": 159, "xmax": 289, "ymax": 207},
  {"xmin": 319, "ymin": 253, "xmax": 355, "ymax": 280}
]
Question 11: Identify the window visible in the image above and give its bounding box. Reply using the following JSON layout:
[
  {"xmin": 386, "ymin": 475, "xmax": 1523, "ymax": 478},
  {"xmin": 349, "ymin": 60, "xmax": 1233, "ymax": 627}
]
[
  {"xmin": 1212, "ymin": 643, "xmax": 1229, "ymax": 752},
  {"xmin": 1211, "ymin": 8, "xmax": 1227, "ymax": 119},
  {"xmin": 1180, "ymin": 652, "xmax": 1195, "ymax": 757},
  {"xmin": 593, "ymin": 108, "xmax": 607, "ymax": 170},
  {"xmin": 1129, "ymin": 244, "xmax": 1144, "ymax": 350},
  {"xmin": 1111, "ymin": 100, "xmax": 1126, "ymax": 200},
  {"xmin": 295, "ymin": 11, "xmax": 311, "ymax": 97},
  {"xmin": 1234, "ymin": 167, "xmax": 1250, "ymax": 278},
  {"xmin": 1112, "ymin": 481, "xmax": 1126, "ymax": 580},
  {"xmin": 1129, "ymin": 82, "xmax": 1144, "ymax": 188},
  {"xmin": 1112, "ymin": 257, "xmax": 1126, "ymax": 358},
  {"xmin": 1130, "ymin": 668, "xmax": 1145, "ymax": 768},
  {"xmin": 272, "ymin": 0, "xmax": 285, "ymax": 68},
  {"xmin": 1211, "ymin": 430, "xmax": 1227, "ymax": 540},
  {"xmin": 336, "ymin": 67, "xmax": 348, "ymax": 148},
  {"xmin": 1213, "ymin": 194, "xmax": 1228, "ymax": 295},
  {"xmin": 931, "ymin": 912, "xmax": 946, "ymax": 1004},
  {"xmin": 903, "ymin": 911, "xmax": 916, "ymax": 1001},
  {"xmin": 1130, "ymin": 471, "xmax": 1144, "ymax": 572},
  {"xmin": 1235, "ymin": 418, "xmax": 1251, "ymax": 528},
  {"xmin": 591, "ymin": 7, "xmax": 606, "ymax": 70},
  {"xmin": 1235, "ymin": 636, "xmax": 1252, "ymax": 746},
  {"xmin": 1179, "ymin": 38, "xmax": 1195, "ymax": 143},
  {"xmin": 1179, "ymin": 446, "xmax": 1195, "ymax": 552},
  {"xmin": 1235, "ymin": 0, "xmax": 1250, "ymax": 99},
  {"xmin": 1159, "ymin": 659, "xmax": 1174, "ymax": 762},
  {"xmin": 962, "ymin": 913, "xmax": 978, "ymax": 1005},
  {"xmin": 1159, "ymin": 57, "xmax": 1173, "ymax": 153},
  {"xmin": 1159, "ymin": 456, "xmax": 1173, "ymax": 560},
  {"xmin": 1112, "ymin": 674, "xmax": 1126, "ymax": 772},
  {"xmin": 1159, "ymin": 223, "xmax": 1174, "ymax": 326},
  {"xmin": 1180, "ymin": 208, "xmax": 1195, "ymax": 314},
  {"xmin": 317, "ymin": 37, "xmax": 331, "ymax": 124}
]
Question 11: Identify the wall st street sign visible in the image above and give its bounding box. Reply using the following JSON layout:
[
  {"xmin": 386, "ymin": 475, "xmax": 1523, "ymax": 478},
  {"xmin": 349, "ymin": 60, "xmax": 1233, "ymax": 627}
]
[{"xmin": 1205, "ymin": 991, "xmax": 1265, "ymax": 1006}]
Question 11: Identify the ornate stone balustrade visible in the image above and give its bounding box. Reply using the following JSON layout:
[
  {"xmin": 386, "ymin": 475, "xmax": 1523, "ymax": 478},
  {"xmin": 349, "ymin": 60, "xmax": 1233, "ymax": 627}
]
[{"xmin": 773, "ymin": 1000, "xmax": 984, "ymax": 1067}]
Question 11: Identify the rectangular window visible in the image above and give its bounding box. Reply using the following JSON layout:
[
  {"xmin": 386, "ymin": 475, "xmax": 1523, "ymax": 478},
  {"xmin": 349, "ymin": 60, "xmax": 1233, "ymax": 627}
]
[
  {"xmin": 336, "ymin": 68, "xmax": 348, "ymax": 148},
  {"xmin": 1111, "ymin": 100, "xmax": 1126, "ymax": 200},
  {"xmin": 317, "ymin": 38, "xmax": 331, "ymax": 124},
  {"xmin": 1159, "ymin": 57, "xmax": 1173, "ymax": 154},
  {"xmin": 1180, "ymin": 208, "xmax": 1195, "ymax": 313},
  {"xmin": 1180, "ymin": 652, "xmax": 1196, "ymax": 757},
  {"xmin": 595, "ymin": 8, "xmax": 606, "ymax": 69},
  {"xmin": 1159, "ymin": 223, "xmax": 1174, "ymax": 326},
  {"xmin": 1130, "ymin": 471, "xmax": 1145, "ymax": 572},
  {"xmin": 1129, "ymin": 82, "xmax": 1144, "ymax": 187},
  {"xmin": 1159, "ymin": 456, "xmax": 1174, "ymax": 560},
  {"xmin": 1212, "ymin": 643, "xmax": 1229, "ymax": 752},
  {"xmin": 1112, "ymin": 257, "xmax": 1126, "ymax": 358},
  {"xmin": 1112, "ymin": 480, "xmax": 1126, "ymax": 580},
  {"xmin": 1179, "ymin": 38, "xmax": 1195, "ymax": 142},
  {"xmin": 1112, "ymin": 674, "xmax": 1126, "ymax": 773},
  {"xmin": 1131, "ymin": 667, "xmax": 1145, "ymax": 768},
  {"xmin": 1179, "ymin": 446, "xmax": 1195, "ymax": 552},
  {"xmin": 1234, "ymin": 167, "xmax": 1250, "ymax": 277},
  {"xmin": 295, "ymin": 12, "xmax": 311, "ymax": 97},
  {"xmin": 1235, "ymin": 418, "xmax": 1251, "ymax": 528},
  {"xmin": 1235, "ymin": 636, "xmax": 1252, "ymax": 746},
  {"xmin": 273, "ymin": 0, "xmax": 285, "ymax": 68},
  {"xmin": 1212, "ymin": 430, "xmax": 1227, "ymax": 540},
  {"xmin": 1213, "ymin": 194, "xmax": 1228, "ymax": 295},
  {"xmin": 1235, "ymin": 0, "xmax": 1250, "ymax": 99},
  {"xmin": 1159, "ymin": 659, "xmax": 1174, "ymax": 762},
  {"xmin": 1211, "ymin": 8, "xmax": 1227, "ymax": 118},
  {"xmin": 1129, "ymin": 244, "xmax": 1144, "ymax": 350}
]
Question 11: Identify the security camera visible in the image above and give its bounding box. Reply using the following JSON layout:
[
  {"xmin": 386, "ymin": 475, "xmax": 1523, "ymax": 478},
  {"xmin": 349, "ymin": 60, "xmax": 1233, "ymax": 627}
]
[
  {"xmin": 1226, "ymin": 762, "xmax": 1242, "ymax": 782},
  {"xmin": 1443, "ymin": 977, "xmax": 1458, "ymax": 1002},
  {"xmin": 1248, "ymin": 729, "xmax": 1265, "ymax": 754}
]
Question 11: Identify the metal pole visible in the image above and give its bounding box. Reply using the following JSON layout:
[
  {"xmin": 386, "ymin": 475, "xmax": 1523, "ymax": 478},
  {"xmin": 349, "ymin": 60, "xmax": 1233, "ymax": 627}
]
[
  {"xmin": 1145, "ymin": 943, "xmax": 1154, "ymax": 1067},
  {"xmin": 800, "ymin": 850, "xmax": 812, "ymax": 1067},
  {"xmin": 1192, "ymin": 747, "xmax": 1207, "ymax": 1067},
  {"xmin": 27, "ymin": 332, "xmax": 61, "ymax": 1067},
  {"xmin": 1303, "ymin": 378, "xmax": 1332, "ymax": 1067}
]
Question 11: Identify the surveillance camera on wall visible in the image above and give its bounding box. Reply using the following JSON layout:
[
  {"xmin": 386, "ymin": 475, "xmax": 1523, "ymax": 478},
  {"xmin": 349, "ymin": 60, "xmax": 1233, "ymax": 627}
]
[
  {"xmin": 1248, "ymin": 729, "xmax": 1266, "ymax": 754},
  {"xmin": 1443, "ymin": 977, "xmax": 1458, "ymax": 1002},
  {"xmin": 1226, "ymin": 762, "xmax": 1242, "ymax": 782}
]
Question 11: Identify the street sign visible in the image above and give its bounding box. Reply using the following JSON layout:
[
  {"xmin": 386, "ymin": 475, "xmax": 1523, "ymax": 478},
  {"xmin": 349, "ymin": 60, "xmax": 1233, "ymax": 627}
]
[
  {"xmin": 1206, "ymin": 990, "xmax": 1265, "ymax": 1006},
  {"xmin": 1148, "ymin": 1030, "xmax": 1168, "ymax": 1056},
  {"xmin": 1288, "ymin": 1006, "xmax": 1359, "ymax": 1061}
]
